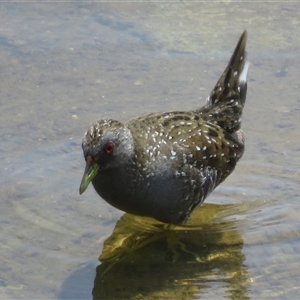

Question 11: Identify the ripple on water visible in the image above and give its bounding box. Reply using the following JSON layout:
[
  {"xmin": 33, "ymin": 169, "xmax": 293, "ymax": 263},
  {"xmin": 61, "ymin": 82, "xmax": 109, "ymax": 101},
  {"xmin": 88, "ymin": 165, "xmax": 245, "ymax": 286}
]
[
  {"xmin": 228, "ymin": 159, "xmax": 300, "ymax": 298},
  {"xmin": 0, "ymin": 140, "xmax": 109, "ymax": 298},
  {"xmin": 1, "ymin": 140, "xmax": 300, "ymax": 298},
  {"xmin": 230, "ymin": 160, "xmax": 300, "ymax": 244}
]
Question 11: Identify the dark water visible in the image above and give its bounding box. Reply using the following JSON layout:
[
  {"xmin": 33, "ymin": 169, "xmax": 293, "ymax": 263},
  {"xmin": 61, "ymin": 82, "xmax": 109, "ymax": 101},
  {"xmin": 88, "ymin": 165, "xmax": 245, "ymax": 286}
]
[{"xmin": 1, "ymin": 2, "xmax": 300, "ymax": 299}]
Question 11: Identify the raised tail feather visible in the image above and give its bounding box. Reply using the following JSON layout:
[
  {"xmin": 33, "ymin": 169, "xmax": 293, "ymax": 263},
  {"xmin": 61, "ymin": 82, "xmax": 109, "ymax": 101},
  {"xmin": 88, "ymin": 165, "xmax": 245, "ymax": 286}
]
[{"xmin": 198, "ymin": 30, "xmax": 249, "ymax": 134}]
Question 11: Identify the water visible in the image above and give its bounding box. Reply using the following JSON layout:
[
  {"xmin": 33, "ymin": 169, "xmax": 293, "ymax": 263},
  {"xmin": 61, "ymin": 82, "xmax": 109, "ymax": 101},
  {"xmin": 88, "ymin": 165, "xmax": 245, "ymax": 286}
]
[{"xmin": 1, "ymin": 2, "xmax": 300, "ymax": 299}]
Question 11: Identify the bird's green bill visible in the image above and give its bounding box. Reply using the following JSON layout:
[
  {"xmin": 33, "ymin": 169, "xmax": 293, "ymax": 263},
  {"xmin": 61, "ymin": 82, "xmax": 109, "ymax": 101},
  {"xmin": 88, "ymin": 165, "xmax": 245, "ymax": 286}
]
[{"xmin": 79, "ymin": 162, "xmax": 100, "ymax": 194}]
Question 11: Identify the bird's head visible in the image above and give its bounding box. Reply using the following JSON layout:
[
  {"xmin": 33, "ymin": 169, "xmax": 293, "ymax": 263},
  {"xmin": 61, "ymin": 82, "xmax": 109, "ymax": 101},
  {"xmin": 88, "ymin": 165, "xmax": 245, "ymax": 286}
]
[{"xmin": 79, "ymin": 119, "xmax": 134, "ymax": 194}]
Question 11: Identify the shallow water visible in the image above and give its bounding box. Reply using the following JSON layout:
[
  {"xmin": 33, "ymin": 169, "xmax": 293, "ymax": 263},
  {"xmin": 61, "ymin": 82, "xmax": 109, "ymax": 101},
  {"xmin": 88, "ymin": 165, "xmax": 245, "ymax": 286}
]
[{"xmin": 1, "ymin": 2, "xmax": 300, "ymax": 299}]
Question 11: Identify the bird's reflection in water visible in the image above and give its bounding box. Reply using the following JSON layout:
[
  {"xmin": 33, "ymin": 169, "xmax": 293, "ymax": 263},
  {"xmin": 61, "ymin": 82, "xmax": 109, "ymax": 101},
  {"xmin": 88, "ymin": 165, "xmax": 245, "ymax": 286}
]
[{"xmin": 93, "ymin": 204, "xmax": 250, "ymax": 300}]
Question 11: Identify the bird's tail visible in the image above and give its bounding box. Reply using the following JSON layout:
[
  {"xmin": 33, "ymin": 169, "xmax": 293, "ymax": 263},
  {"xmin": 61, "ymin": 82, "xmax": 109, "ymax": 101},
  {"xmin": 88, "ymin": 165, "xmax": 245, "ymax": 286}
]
[{"xmin": 197, "ymin": 30, "xmax": 249, "ymax": 134}]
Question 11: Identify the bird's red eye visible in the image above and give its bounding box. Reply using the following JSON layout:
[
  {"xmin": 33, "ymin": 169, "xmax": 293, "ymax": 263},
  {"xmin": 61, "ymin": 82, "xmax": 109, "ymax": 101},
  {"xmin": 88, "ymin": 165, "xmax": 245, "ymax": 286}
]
[{"xmin": 104, "ymin": 142, "xmax": 115, "ymax": 154}]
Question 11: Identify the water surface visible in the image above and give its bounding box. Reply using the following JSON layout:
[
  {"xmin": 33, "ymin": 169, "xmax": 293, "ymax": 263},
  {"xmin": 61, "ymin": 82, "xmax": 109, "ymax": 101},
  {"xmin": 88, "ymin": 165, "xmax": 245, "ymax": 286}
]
[{"xmin": 0, "ymin": 2, "xmax": 300, "ymax": 299}]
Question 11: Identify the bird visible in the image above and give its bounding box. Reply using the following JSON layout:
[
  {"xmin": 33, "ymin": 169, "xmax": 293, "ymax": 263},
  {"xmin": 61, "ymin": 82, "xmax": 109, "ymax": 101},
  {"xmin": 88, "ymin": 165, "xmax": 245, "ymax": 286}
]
[{"xmin": 79, "ymin": 30, "xmax": 249, "ymax": 225}]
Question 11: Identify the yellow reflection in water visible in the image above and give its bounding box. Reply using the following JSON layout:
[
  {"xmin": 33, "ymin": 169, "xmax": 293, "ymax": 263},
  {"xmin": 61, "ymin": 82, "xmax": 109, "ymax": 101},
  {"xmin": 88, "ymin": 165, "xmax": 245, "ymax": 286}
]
[{"xmin": 93, "ymin": 204, "xmax": 251, "ymax": 300}]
